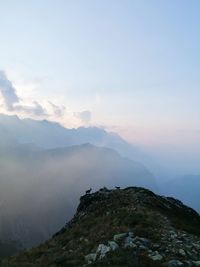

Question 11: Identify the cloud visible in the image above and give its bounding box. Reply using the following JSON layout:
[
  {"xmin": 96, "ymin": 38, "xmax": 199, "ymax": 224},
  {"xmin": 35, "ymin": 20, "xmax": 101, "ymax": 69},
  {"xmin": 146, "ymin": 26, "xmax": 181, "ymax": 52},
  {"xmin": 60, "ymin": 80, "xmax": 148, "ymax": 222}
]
[
  {"xmin": 48, "ymin": 101, "xmax": 66, "ymax": 117},
  {"xmin": 0, "ymin": 70, "xmax": 93, "ymax": 128},
  {"xmin": 0, "ymin": 71, "xmax": 47, "ymax": 116},
  {"xmin": 14, "ymin": 101, "xmax": 48, "ymax": 116},
  {"xmin": 74, "ymin": 110, "xmax": 92, "ymax": 124},
  {"xmin": 0, "ymin": 70, "xmax": 20, "ymax": 111}
]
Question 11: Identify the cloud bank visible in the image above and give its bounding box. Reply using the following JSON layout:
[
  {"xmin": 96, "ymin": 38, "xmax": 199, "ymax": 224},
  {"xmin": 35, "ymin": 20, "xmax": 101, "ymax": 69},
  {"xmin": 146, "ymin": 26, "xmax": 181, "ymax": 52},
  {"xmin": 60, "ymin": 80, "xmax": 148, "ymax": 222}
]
[
  {"xmin": 0, "ymin": 71, "xmax": 47, "ymax": 116},
  {"xmin": 0, "ymin": 70, "xmax": 92, "ymax": 127}
]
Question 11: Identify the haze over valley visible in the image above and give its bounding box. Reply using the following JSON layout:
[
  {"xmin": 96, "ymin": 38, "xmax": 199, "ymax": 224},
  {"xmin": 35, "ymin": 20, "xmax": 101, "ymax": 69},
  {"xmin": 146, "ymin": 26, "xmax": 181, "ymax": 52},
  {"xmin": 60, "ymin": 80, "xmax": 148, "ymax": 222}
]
[{"xmin": 0, "ymin": 1, "xmax": 200, "ymax": 264}]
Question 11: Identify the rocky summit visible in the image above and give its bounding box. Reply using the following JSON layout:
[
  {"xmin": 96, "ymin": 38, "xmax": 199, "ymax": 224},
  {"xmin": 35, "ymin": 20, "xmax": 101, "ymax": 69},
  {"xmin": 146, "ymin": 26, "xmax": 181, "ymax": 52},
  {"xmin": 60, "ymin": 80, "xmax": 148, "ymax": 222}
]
[{"xmin": 1, "ymin": 187, "xmax": 200, "ymax": 267}]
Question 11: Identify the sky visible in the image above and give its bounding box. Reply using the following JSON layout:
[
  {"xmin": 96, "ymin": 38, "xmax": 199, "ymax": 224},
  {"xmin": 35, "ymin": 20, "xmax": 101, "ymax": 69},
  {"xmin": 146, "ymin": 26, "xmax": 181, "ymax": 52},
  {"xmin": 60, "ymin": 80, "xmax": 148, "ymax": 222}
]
[{"xmin": 0, "ymin": 0, "xmax": 200, "ymax": 151}]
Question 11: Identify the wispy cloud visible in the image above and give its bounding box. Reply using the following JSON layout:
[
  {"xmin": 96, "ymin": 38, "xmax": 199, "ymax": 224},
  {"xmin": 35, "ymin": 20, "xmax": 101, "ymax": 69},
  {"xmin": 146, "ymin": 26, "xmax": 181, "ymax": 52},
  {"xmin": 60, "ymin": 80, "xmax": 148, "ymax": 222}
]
[
  {"xmin": 48, "ymin": 101, "xmax": 66, "ymax": 117},
  {"xmin": 0, "ymin": 71, "xmax": 47, "ymax": 116},
  {"xmin": 74, "ymin": 110, "xmax": 92, "ymax": 124},
  {"xmin": 0, "ymin": 70, "xmax": 20, "ymax": 111},
  {"xmin": 0, "ymin": 70, "xmax": 93, "ymax": 127}
]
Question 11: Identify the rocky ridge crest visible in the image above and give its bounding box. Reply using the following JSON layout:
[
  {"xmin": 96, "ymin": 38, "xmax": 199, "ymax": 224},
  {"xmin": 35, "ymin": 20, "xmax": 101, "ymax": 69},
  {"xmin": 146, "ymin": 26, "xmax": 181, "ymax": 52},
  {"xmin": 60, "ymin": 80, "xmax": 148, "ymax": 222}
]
[{"xmin": 1, "ymin": 187, "xmax": 200, "ymax": 267}]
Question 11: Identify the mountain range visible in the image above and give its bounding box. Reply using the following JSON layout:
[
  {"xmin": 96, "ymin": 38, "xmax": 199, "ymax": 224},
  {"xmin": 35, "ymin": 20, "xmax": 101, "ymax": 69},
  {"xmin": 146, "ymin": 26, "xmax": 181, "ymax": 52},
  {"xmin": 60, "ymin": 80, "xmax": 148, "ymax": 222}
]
[
  {"xmin": 0, "ymin": 115, "xmax": 156, "ymax": 248},
  {"xmin": 0, "ymin": 113, "xmax": 199, "ymax": 252}
]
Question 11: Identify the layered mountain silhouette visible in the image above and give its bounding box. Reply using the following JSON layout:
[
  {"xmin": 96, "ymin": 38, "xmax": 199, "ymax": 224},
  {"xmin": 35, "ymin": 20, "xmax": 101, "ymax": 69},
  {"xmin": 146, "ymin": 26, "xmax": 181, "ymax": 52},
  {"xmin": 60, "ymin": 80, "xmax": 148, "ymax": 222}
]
[{"xmin": 0, "ymin": 114, "xmax": 142, "ymax": 159}]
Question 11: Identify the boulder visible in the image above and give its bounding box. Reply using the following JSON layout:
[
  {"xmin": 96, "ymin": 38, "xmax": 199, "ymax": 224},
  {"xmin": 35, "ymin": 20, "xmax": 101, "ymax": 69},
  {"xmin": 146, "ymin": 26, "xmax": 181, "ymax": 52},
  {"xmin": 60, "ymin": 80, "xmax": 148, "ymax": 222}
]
[
  {"xmin": 108, "ymin": 241, "xmax": 119, "ymax": 251},
  {"xmin": 113, "ymin": 233, "xmax": 127, "ymax": 241},
  {"xmin": 96, "ymin": 244, "xmax": 110, "ymax": 259},
  {"xmin": 85, "ymin": 253, "xmax": 97, "ymax": 264},
  {"xmin": 168, "ymin": 259, "xmax": 184, "ymax": 267}
]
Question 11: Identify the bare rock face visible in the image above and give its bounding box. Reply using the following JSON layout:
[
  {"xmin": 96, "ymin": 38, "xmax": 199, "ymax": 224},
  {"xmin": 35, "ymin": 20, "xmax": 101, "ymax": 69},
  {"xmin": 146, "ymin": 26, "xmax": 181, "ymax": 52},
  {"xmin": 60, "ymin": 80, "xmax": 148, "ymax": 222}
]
[{"xmin": 2, "ymin": 186, "xmax": 200, "ymax": 267}]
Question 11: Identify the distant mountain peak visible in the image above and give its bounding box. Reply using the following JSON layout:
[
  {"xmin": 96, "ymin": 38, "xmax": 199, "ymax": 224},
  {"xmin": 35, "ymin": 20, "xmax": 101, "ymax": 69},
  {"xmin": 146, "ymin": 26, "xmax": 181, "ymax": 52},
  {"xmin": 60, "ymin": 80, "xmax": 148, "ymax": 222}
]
[{"xmin": 0, "ymin": 114, "xmax": 142, "ymax": 161}]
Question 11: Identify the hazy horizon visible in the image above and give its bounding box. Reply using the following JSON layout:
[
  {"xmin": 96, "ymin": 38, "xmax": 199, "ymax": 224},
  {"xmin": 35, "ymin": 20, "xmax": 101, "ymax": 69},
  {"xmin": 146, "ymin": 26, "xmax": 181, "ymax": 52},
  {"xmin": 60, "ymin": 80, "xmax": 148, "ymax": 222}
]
[
  {"xmin": 1, "ymin": 1, "xmax": 200, "ymax": 149},
  {"xmin": 0, "ymin": 0, "xmax": 200, "ymax": 204}
]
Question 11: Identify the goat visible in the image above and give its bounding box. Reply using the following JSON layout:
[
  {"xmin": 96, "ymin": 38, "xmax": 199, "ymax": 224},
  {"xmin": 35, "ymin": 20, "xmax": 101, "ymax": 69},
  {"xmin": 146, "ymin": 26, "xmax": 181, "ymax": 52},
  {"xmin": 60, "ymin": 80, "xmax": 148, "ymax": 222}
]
[{"xmin": 85, "ymin": 188, "xmax": 92, "ymax": 194}]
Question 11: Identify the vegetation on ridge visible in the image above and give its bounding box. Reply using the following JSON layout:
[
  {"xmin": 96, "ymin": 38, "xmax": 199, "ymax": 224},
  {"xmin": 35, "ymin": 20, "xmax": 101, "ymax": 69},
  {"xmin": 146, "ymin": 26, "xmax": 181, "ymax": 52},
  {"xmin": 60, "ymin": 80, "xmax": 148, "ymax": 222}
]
[{"xmin": 1, "ymin": 187, "xmax": 200, "ymax": 267}]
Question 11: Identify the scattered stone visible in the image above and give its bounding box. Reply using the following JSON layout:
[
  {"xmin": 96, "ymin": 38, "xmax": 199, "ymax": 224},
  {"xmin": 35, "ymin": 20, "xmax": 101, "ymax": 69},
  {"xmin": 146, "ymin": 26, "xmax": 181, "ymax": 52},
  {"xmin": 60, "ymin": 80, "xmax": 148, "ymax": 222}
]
[
  {"xmin": 108, "ymin": 241, "xmax": 119, "ymax": 251},
  {"xmin": 168, "ymin": 259, "xmax": 184, "ymax": 267},
  {"xmin": 128, "ymin": 232, "xmax": 134, "ymax": 237},
  {"xmin": 152, "ymin": 243, "xmax": 160, "ymax": 249},
  {"xmin": 124, "ymin": 235, "xmax": 137, "ymax": 249},
  {"xmin": 96, "ymin": 244, "xmax": 110, "ymax": 259},
  {"xmin": 193, "ymin": 243, "xmax": 200, "ymax": 250},
  {"xmin": 139, "ymin": 244, "xmax": 147, "ymax": 250},
  {"xmin": 151, "ymin": 254, "xmax": 163, "ymax": 261},
  {"xmin": 113, "ymin": 233, "xmax": 127, "ymax": 241},
  {"xmin": 124, "ymin": 242, "xmax": 137, "ymax": 249},
  {"xmin": 138, "ymin": 237, "xmax": 150, "ymax": 247},
  {"xmin": 150, "ymin": 251, "xmax": 163, "ymax": 261},
  {"xmin": 178, "ymin": 248, "xmax": 186, "ymax": 257},
  {"xmin": 85, "ymin": 253, "xmax": 97, "ymax": 264},
  {"xmin": 193, "ymin": 261, "xmax": 200, "ymax": 267},
  {"xmin": 124, "ymin": 236, "xmax": 133, "ymax": 244}
]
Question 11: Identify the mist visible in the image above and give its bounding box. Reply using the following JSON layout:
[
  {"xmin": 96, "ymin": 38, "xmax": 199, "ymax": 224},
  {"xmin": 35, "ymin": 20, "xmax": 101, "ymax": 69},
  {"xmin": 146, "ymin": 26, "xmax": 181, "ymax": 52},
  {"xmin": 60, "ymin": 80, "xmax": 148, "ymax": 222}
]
[
  {"xmin": 0, "ymin": 114, "xmax": 199, "ymax": 254},
  {"xmin": 0, "ymin": 141, "xmax": 156, "ymax": 248}
]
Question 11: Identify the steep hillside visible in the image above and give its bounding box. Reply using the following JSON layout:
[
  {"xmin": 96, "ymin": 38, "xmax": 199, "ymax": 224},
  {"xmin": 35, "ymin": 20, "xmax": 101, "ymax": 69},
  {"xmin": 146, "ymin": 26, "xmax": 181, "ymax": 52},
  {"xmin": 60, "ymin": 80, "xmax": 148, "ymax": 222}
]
[
  {"xmin": 2, "ymin": 187, "xmax": 200, "ymax": 267},
  {"xmin": 0, "ymin": 144, "xmax": 155, "ymax": 248},
  {"xmin": 164, "ymin": 175, "xmax": 200, "ymax": 213}
]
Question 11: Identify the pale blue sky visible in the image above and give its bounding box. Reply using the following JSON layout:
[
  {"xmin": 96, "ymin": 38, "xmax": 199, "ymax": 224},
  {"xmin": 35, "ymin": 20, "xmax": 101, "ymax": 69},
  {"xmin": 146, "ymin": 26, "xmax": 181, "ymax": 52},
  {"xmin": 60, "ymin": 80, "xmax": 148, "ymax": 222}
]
[{"xmin": 0, "ymin": 0, "xmax": 200, "ymax": 146}]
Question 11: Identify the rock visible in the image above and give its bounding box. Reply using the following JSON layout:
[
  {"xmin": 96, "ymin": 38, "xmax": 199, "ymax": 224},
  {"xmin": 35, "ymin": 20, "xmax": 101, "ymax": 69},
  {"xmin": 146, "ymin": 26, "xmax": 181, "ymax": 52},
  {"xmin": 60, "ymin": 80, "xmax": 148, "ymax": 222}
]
[
  {"xmin": 96, "ymin": 244, "xmax": 110, "ymax": 259},
  {"xmin": 113, "ymin": 233, "xmax": 127, "ymax": 241},
  {"xmin": 128, "ymin": 232, "xmax": 134, "ymax": 237},
  {"xmin": 193, "ymin": 261, "xmax": 200, "ymax": 267},
  {"xmin": 168, "ymin": 259, "xmax": 184, "ymax": 267},
  {"xmin": 139, "ymin": 245, "xmax": 147, "ymax": 250},
  {"xmin": 151, "ymin": 254, "xmax": 163, "ymax": 261},
  {"xmin": 124, "ymin": 235, "xmax": 137, "ymax": 249},
  {"xmin": 85, "ymin": 253, "xmax": 97, "ymax": 264},
  {"xmin": 193, "ymin": 243, "xmax": 200, "ymax": 250},
  {"xmin": 152, "ymin": 243, "xmax": 160, "ymax": 249},
  {"xmin": 179, "ymin": 248, "xmax": 186, "ymax": 256},
  {"xmin": 124, "ymin": 242, "xmax": 137, "ymax": 249},
  {"xmin": 150, "ymin": 251, "xmax": 163, "ymax": 261},
  {"xmin": 124, "ymin": 236, "xmax": 133, "ymax": 244},
  {"xmin": 138, "ymin": 237, "xmax": 150, "ymax": 247},
  {"xmin": 185, "ymin": 261, "xmax": 193, "ymax": 267},
  {"xmin": 108, "ymin": 241, "xmax": 119, "ymax": 251}
]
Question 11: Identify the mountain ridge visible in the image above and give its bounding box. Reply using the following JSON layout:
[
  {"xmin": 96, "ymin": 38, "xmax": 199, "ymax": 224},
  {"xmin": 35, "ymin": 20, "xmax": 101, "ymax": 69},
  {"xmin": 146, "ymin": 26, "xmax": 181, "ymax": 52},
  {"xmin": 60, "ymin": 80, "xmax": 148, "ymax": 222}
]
[
  {"xmin": 2, "ymin": 186, "xmax": 200, "ymax": 267},
  {"xmin": 0, "ymin": 113, "xmax": 144, "ymax": 160}
]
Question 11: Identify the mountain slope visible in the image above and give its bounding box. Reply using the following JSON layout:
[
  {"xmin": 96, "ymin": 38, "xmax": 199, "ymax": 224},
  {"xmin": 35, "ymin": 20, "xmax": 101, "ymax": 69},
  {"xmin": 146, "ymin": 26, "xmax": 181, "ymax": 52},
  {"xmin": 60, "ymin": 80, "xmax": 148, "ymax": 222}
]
[
  {"xmin": 164, "ymin": 175, "xmax": 200, "ymax": 213},
  {"xmin": 0, "ymin": 144, "xmax": 156, "ymax": 248},
  {"xmin": 2, "ymin": 187, "xmax": 200, "ymax": 267}
]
